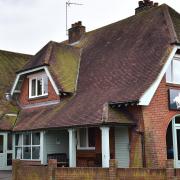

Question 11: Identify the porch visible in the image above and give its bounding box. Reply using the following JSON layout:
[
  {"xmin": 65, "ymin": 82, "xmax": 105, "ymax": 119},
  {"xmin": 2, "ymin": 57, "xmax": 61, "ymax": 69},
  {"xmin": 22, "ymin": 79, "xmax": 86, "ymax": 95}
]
[{"xmin": 13, "ymin": 126, "xmax": 130, "ymax": 168}]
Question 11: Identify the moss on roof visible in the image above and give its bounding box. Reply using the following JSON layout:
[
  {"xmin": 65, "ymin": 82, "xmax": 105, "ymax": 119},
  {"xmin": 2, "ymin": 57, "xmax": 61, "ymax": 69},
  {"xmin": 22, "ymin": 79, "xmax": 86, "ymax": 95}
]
[
  {"xmin": 108, "ymin": 107, "xmax": 135, "ymax": 124},
  {"xmin": 0, "ymin": 115, "xmax": 17, "ymax": 130},
  {"xmin": 0, "ymin": 50, "xmax": 31, "ymax": 120},
  {"xmin": 50, "ymin": 44, "xmax": 80, "ymax": 92}
]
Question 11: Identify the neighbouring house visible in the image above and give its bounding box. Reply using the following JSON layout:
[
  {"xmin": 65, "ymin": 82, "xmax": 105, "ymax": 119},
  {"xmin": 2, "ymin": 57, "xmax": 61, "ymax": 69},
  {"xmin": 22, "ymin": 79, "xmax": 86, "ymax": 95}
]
[{"xmin": 0, "ymin": 0, "xmax": 180, "ymax": 171}]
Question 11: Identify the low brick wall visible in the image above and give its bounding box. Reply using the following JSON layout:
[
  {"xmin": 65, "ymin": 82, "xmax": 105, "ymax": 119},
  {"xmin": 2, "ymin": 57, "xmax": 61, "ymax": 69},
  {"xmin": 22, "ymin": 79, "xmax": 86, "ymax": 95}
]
[
  {"xmin": 12, "ymin": 159, "xmax": 176, "ymax": 180},
  {"xmin": 12, "ymin": 160, "xmax": 48, "ymax": 180},
  {"xmin": 117, "ymin": 168, "xmax": 166, "ymax": 180},
  {"xmin": 55, "ymin": 168, "xmax": 109, "ymax": 180}
]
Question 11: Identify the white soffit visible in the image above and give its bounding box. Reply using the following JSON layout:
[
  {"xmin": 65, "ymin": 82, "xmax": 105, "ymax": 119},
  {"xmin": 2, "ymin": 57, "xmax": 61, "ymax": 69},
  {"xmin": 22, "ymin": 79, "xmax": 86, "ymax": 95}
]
[{"xmin": 139, "ymin": 46, "xmax": 179, "ymax": 106}]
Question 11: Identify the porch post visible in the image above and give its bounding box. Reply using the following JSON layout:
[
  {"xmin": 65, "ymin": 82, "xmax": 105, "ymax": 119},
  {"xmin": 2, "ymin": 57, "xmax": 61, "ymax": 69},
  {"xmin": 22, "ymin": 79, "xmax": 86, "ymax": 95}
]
[
  {"xmin": 100, "ymin": 126, "xmax": 110, "ymax": 167},
  {"xmin": 68, "ymin": 128, "xmax": 76, "ymax": 167},
  {"xmin": 40, "ymin": 131, "xmax": 45, "ymax": 164},
  {"xmin": 12, "ymin": 134, "xmax": 15, "ymax": 159}
]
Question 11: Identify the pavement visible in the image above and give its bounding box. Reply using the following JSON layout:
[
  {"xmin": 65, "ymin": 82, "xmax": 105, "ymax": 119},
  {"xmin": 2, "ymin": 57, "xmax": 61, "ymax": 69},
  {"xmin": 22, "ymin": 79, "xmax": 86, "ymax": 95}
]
[{"xmin": 0, "ymin": 171, "xmax": 12, "ymax": 180}]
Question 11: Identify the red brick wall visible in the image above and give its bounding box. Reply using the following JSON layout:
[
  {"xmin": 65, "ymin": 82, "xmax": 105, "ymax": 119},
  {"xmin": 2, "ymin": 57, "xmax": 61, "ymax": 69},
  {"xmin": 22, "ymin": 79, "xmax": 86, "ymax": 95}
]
[
  {"xmin": 19, "ymin": 76, "xmax": 60, "ymax": 106},
  {"xmin": 128, "ymin": 106, "xmax": 144, "ymax": 168},
  {"xmin": 142, "ymin": 76, "xmax": 180, "ymax": 168}
]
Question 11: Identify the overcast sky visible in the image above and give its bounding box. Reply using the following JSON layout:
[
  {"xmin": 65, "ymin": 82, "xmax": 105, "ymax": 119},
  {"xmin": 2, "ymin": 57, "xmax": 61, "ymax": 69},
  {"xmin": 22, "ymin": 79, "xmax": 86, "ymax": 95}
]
[{"xmin": 0, "ymin": 0, "xmax": 179, "ymax": 55}]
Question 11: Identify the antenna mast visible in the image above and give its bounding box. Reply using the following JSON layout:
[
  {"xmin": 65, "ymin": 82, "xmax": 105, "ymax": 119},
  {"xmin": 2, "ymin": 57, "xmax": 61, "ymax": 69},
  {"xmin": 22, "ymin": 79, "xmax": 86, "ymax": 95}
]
[{"xmin": 66, "ymin": 1, "xmax": 83, "ymax": 36}]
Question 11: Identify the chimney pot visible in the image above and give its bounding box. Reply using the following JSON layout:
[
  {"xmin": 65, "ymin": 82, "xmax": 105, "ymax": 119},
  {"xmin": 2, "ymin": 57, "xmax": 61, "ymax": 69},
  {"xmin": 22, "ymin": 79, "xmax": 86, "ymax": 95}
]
[
  {"xmin": 77, "ymin": 21, "xmax": 82, "ymax": 25},
  {"xmin": 135, "ymin": 0, "xmax": 159, "ymax": 14},
  {"xmin": 149, "ymin": 1, "xmax": 153, "ymax": 6},
  {"xmin": 154, "ymin": 2, "xmax": 158, "ymax": 7},
  {"xmin": 139, "ymin": 1, "xmax": 144, "ymax": 7}
]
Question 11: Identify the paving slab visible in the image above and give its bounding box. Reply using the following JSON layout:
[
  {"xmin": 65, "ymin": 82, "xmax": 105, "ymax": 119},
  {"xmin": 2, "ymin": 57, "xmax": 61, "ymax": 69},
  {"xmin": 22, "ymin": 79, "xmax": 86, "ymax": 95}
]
[{"xmin": 0, "ymin": 171, "xmax": 12, "ymax": 180}]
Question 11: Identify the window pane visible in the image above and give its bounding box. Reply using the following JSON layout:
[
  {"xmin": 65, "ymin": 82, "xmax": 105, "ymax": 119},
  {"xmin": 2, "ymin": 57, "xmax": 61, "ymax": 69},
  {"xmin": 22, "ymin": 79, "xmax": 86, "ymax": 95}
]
[
  {"xmin": 15, "ymin": 147, "xmax": 22, "ymax": 159},
  {"xmin": 88, "ymin": 128, "xmax": 95, "ymax": 147},
  {"xmin": 175, "ymin": 116, "xmax": 180, "ymax": 124},
  {"xmin": 79, "ymin": 129, "xmax": 86, "ymax": 147},
  {"xmin": 43, "ymin": 76, "xmax": 48, "ymax": 94},
  {"xmin": 0, "ymin": 135, "xmax": 3, "ymax": 153},
  {"xmin": 32, "ymin": 132, "xmax": 40, "ymax": 145},
  {"xmin": 23, "ymin": 147, "xmax": 31, "ymax": 159},
  {"xmin": 32, "ymin": 147, "xmax": 40, "ymax": 159},
  {"xmin": 15, "ymin": 134, "xmax": 22, "ymax": 146},
  {"xmin": 31, "ymin": 79, "xmax": 36, "ymax": 96},
  {"xmin": 37, "ymin": 78, "xmax": 42, "ymax": 95},
  {"xmin": 166, "ymin": 62, "xmax": 172, "ymax": 82},
  {"xmin": 23, "ymin": 132, "xmax": 31, "ymax": 145},
  {"xmin": 177, "ymin": 129, "xmax": 180, "ymax": 160},
  {"xmin": 7, "ymin": 133, "xmax": 12, "ymax": 150},
  {"xmin": 173, "ymin": 60, "xmax": 180, "ymax": 83},
  {"xmin": 7, "ymin": 153, "xmax": 12, "ymax": 166}
]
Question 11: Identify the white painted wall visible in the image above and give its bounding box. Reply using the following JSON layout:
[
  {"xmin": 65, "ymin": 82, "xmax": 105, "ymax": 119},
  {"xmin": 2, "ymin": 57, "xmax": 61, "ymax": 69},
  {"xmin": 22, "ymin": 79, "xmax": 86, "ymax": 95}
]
[
  {"xmin": 44, "ymin": 130, "xmax": 69, "ymax": 164},
  {"xmin": 115, "ymin": 127, "xmax": 130, "ymax": 168}
]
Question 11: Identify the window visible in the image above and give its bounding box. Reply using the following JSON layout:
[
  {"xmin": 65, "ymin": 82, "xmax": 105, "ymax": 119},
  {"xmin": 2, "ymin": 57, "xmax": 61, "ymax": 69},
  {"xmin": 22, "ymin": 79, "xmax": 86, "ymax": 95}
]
[
  {"xmin": 166, "ymin": 55, "xmax": 180, "ymax": 84},
  {"xmin": 15, "ymin": 132, "xmax": 40, "ymax": 160},
  {"xmin": 77, "ymin": 128, "xmax": 95, "ymax": 150},
  {"xmin": 29, "ymin": 74, "xmax": 48, "ymax": 98}
]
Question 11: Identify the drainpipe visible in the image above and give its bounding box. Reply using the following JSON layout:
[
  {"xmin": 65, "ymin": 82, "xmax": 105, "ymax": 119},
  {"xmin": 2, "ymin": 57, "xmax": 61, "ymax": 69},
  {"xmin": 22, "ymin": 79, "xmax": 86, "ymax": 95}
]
[{"xmin": 139, "ymin": 131, "xmax": 146, "ymax": 168}]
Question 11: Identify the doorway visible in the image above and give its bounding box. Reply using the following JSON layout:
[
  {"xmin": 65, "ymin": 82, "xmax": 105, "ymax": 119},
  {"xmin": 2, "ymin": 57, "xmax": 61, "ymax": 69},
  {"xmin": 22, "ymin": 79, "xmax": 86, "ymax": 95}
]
[
  {"xmin": 0, "ymin": 133, "xmax": 12, "ymax": 170},
  {"xmin": 172, "ymin": 116, "xmax": 180, "ymax": 168},
  {"xmin": 167, "ymin": 115, "xmax": 180, "ymax": 168}
]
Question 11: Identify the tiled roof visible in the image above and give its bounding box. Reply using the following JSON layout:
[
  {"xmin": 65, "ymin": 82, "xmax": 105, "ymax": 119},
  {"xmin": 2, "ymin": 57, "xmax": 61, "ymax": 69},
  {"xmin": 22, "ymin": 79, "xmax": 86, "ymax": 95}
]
[
  {"xmin": 0, "ymin": 50, "xmax": 32, "ymax": 130},
  {"xmin": 13, "ymin": 4, "xmax": 180, "ymax": 130}
]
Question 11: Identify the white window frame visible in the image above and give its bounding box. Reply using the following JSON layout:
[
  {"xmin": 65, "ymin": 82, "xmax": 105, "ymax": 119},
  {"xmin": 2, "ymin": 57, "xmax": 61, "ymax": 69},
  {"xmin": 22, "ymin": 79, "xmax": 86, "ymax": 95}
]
[
  {"xmin": 77, "ymin": 128, "xmax": 95, "ymax": 150},
  {"xmin": 14, "ymin": 132, "xmax": 41, "ymax": 161},
  {"xmin": 28, "ymin": 73, "xmax": 48, "ymax": 99},
  {"xmin": 166, "ymin": 54, "xmax": 180, "ymax": 85}
]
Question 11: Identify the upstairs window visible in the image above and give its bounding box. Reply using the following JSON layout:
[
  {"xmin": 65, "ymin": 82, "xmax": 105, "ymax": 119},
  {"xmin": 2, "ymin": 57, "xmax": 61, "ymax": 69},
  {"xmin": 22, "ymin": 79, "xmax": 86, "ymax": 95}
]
[
  {"xmin": 29, "ymin": 73, "xmax": 48, "ymax": 98},
  {"xmin": 77, "ymin": 128, "xmax": 95, "ymax": 150},
  {"xmin": 166, "ymin": 55, "xmax": 180, "ymax": 84}
]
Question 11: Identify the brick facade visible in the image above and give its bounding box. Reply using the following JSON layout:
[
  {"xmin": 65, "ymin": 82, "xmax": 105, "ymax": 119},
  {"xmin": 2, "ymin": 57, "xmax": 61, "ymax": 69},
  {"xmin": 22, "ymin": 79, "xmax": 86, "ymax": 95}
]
[
  {"xmin": 18, "ymin": 76, "xmax": 60, "ymax": 106},
  {"xmin": 142, "ymin": 76, "xmax": 180, "ymax": 168}
]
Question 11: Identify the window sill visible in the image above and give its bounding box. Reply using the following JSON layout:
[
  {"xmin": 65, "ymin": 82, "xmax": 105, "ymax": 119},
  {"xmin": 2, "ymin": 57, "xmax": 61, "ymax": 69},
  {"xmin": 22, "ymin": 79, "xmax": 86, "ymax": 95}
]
[
  {"xmin": 16, "ymin": 159, "xmax": 40, "ymax": 161},
  {"xmin": 77, "ymin": 147, "xmax": 95, "ymax": 151},
  {"xmin": 29, "ymin": 95, "xmax": 48, "ymax": 101}
]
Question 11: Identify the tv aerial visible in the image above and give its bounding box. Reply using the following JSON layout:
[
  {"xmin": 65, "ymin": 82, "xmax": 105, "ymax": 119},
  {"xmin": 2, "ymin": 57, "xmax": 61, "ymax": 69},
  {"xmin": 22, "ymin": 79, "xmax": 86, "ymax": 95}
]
[{"xmin": 66, "ymin": 1, "xmax": 83, "ymax": 35}]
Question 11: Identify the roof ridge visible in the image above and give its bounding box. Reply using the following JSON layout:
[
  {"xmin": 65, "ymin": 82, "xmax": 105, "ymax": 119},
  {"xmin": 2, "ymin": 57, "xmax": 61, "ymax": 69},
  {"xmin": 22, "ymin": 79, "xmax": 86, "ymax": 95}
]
[
  {"xmin": 162, "ymin": 4, "xmax": 179, "ymax": 44},
  {"xmin": 44, "ymin": 41, "xmax": 55, "ymax": 64},
  {"xmin": 0, "ymin": 49, "xmax": 32, "ymax": 57}
]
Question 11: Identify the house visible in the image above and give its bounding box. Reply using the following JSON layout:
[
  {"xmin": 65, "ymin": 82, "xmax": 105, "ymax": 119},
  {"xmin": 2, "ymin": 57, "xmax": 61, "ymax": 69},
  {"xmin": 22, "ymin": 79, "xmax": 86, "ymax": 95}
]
[{"xmin": 0, "ymin": 0, "xmax": 180, "ymax": 171}]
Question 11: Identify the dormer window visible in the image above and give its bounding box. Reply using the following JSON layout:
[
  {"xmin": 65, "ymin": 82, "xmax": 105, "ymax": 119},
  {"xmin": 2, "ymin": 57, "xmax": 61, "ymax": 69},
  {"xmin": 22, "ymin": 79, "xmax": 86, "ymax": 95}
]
[
  {"xmin": 166, "ymin": 55, "xmax": 180, "ymax": 84},
  {"xmin": 29, "ymin": 73, "xmax": 48, "ymax": 98}
]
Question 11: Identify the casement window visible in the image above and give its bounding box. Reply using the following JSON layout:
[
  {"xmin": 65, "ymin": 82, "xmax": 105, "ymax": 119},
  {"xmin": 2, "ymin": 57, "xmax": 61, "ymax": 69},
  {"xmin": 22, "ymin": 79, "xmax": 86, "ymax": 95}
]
[
  {"xmin": 77, "ymin": 128, "xmax": 95, "ymax": 150},
  {"xmin": 15, "ymin": 132, "xmax": 40, "ymax": 160},
  {"xmin": 29, "ymin": 74, "xmax": 48, "ymax": 98},
  {"xmin": 166, "ymin": 55, "xmax": 180, "ymax": 84}
]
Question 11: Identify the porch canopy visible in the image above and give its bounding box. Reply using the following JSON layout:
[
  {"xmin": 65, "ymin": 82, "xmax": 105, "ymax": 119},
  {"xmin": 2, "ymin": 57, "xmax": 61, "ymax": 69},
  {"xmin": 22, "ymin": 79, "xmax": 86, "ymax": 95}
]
[{"xmin": 13, "ymin": 100, "xmax": 136, "ymax": 168}]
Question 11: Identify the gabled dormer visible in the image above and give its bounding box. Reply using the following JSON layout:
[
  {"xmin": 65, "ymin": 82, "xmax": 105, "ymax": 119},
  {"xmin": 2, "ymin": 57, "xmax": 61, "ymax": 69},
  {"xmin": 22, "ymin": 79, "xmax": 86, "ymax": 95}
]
[{"xmin": 10, "ymin": 41, "xmax": 80, "ymax": 109}]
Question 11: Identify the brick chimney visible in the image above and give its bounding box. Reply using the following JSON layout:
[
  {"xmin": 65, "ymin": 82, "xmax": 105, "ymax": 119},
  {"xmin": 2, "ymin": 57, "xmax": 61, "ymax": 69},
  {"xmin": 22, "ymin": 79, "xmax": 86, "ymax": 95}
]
[
  {"xmin": 68, "ymin": 21, "xmax": 85, "ymax": 44},
  {"xmin": 135, "ymin": 0, "xmax": 158, "ymax": 14}
]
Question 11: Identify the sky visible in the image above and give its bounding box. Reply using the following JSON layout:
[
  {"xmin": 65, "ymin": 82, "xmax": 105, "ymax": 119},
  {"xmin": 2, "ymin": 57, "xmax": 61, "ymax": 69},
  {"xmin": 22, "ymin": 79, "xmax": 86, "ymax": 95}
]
[{"xmin": 0, "ymin": 0, "xmax": 180, "ymax": 55}]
